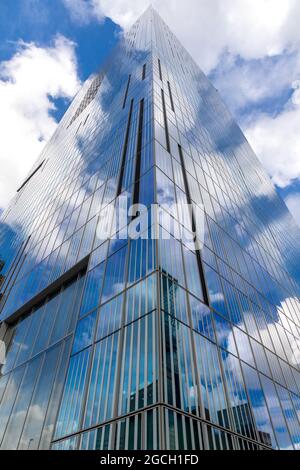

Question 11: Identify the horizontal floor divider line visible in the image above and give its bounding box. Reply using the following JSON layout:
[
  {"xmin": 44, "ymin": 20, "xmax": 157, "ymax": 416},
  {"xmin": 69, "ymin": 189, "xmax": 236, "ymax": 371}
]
[
  {"xmin": 52, "ymin": 402, "xmax": 272, "ymax": 450},
  {"xmin": 5, "ymin": 255, "xmax": 90, "ymax": 325}
]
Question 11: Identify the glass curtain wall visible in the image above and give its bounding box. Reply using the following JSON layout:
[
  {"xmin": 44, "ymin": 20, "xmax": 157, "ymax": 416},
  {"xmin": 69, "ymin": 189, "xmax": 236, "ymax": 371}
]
[{"xmin": 0, "ymin": 7, "xmax": 300, "ymax": 450}]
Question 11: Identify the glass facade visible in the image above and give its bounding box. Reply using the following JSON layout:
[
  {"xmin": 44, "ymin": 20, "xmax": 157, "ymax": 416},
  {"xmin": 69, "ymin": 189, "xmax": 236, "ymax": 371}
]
[{"xmin": 0, "ymin": 7, "xmax": 300, "ymax": 450}]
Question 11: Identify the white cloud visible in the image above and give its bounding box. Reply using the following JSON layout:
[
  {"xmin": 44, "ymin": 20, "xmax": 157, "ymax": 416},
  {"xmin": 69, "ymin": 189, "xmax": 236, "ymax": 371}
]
[
  {"xmin": 210, "ymin": 52, "xmax": 300, "ymax": 119},
  {"xmin": 62, "ymin": 0, "xmax": 145, "ymax": 30},
  {"xmin": 2, "ymin": 1, "xmax": 299, "ymax": 213},
  {"xmin": 0, "ymin": 36, "xmax": 80, "ymax": 210},
  {"xmin": 61, "ymin": 0, "xmax": 300, "ymax": 195},
  {"xmin": 245, "ymin": 87, "xmax": 300, "ymax": 188},
  {"xmin": 63, "ymin": 0, "xmax": 300, "ymax": 73},
  {"xmin": 62, "ymin": 0, "xmax": 99, "ymax": 25}
]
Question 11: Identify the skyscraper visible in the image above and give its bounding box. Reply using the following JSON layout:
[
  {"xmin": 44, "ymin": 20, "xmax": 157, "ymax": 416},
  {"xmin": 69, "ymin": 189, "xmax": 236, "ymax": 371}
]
[{"xmin": 0, "ymin": 7, "xmax": 300, "ymax": 450}]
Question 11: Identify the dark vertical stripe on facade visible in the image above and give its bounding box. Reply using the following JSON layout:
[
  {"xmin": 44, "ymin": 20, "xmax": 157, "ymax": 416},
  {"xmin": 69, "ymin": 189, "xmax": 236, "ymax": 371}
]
[
  {"xmin": 133, "ymin": 99, "xmax": 144, "ymax": 206},
  {"xmin": 178, "ymin": 144, "xmax": 209, "ymax": 306},
  {"xmin": 167, "ymin": 81, "xmax": 175, "ymax": 112},
  {"xmin": 161, "ymin": 89, "xmax": 170, "ymax": 153},
  {"xmin": 117, "ymin": 99, "xmax": 134, "ymax": 197},
  {"xmin": 142, "ymin": 64, "xmax": 146, "ymax": 80},
  {"xmin": 75, "ymin": 122, "xmax": 82, "ymax": 136},
  {"xmin": 123, "ymin": 74, "xmax": 131, "ymax": 109},
  {"xmin": 17, "ymin": 161, "xmax": 45, "ymax": 193},
  {"xmin": 158, "ymin": 58, "xmax": 162, "ymax": 81},
  {"xmin": 83, "ymin": 114, "xmax": 90, "ymax": 126}
]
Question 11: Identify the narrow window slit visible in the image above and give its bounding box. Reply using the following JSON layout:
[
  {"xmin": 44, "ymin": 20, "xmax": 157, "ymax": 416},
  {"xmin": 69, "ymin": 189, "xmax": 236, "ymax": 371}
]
[
  {"xmin": 178, "ymin": 144, "xmax": 209, "ymax": 306},
  {"xmin": 17, "ymin": 160, "xmax": 45, "ymax": 192},
  {"xmin": 158, "ymin": 58, "xmax": 163, "ymax": 81},
  {"xmin": 75, "ymin": 122, "xmax": 82, "ymax": 135},
  {"xmin": 142, "ymin": 64, "xmax": 146, "ymax": 80},
  {"xmin": 123, "ymin": 74, "xmax": 131, "ymax": 109},
  {"xmin": 133, "ymin": 98, "xmax": 145, "ymax": 207},
  {"xmin": 167, "ymin": 81, "xmax": 175, "ymax": 112},
  {"xmin": 83, "ymin": 113, "xmax": 90, "ymax": 126},
  {"xmin": 117, "ymin": 99, "xmax": 134, "ymax": 197},
  {"xmin": 161, "ymin": 89, "xmax": 170, "ymax": 153}
]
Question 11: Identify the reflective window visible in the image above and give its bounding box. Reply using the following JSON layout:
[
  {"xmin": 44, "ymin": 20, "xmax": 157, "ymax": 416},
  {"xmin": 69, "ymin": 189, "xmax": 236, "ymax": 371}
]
[
  {"xmin": 214, "ymin": 313, "xmax": 237, "ymax": 355},
  {"xmin": 162, "ymin": 314, "xmax": 198, "ymax": 414},
  {"xmin": 18, "ymin": 344, "xmax": 62, "ymax": 449},
  {"xmin": 128, "ymin": 237, "xmax": 155, "ymax": 285},
  {"xmin": 1, "ymin": 356, "xmax": 42, "ymax": 449},
  {"xmin": 194, "ymin": 333, "xmax": 227, "ymax": 427},
  {"xmin": 260, "ymin": 374, "xmax": 293, "ymax": 450},
  {"xmin": 101, "ymin": 246, "xmax": 127, "ymax": 302},
  {"xmin": 234, "ymin": 328, "xmax": 255, "ymax": 367},
  {"xmin": 72, "ymin": 310, "xmax": 97, "ymax": 354},
  {"xmin": 242, "ymin": 363, "xmax": 277, "ymax": 448},
  {"xmin": 250, "ymin": 339, "xmax": 271, "ymax": 377},
  {"xmin": 204, "ymin": 264, "xmax": 228, "ymax": 318},
  {"xmin": 220, "ymin": 351, "xmax": 256, "ymax": 440},
  {"xmin": 54, "ymin": 347, "xmax": 91, "ymax": 438},
  {"xmin": 126, "ymin": 274, "xmax": 156, "ymax": 324},
  {"xmin": 190, "ymin": 295, "xmax": 214, "ymax": 340},
  {"xmin": 2, "ymin": 274, "xmax": 84, "ymax": 375},
  {"xmin": 84, "ymin": 332, "xmax": 119, "ymax": 428},
  {"xmin": 182, "ymin": 245, "xmax": 204, "ymax": 300},
  {"xmin": 158, "ymin": 230, "xmax": 185, "ymax": 287},
  {"xmin": 79, "ymin": 263, "xmax": 104, "ymax": 317},
  {"xmin": 96, "ymin": 293, "xmax": 123, "ymax": 340},
  {"xmin": 156, "ymin": 168, "xmax": 176, "ymax": 216},
  {"xmin": 1, "ymin": 7, "xmax": 300, "ymax": 451},
  {"xmin": 118, "ymin": 313, "xmax": 158, "ymax": 415},
  {"xmin": 276, "ymin": 385, "xmax": 300, "ymax": 450}
]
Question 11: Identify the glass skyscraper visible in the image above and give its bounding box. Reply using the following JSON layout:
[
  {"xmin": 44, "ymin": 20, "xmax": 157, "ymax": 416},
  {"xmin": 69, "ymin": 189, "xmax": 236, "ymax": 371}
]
[{"xmin": 0, "ymin": 7, "xmax": 300, "ymax": 450}]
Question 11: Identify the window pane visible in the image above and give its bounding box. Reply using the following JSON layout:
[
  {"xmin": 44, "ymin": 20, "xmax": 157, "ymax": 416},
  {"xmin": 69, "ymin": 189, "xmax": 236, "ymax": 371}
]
[
  {"xmin": 79, "ymin": 263, "xmax": 105, "ymax": 317},
  {"xmin": 242, "ymin": 363, "xmax": 277, "ymax": 448},
  {"xmin": 1, "ymin": 356, "xmax": 42, "ymax": 449},
  {"xmin": 101, "ymin": 245, "xmax": 127, "ymax": 302},
  {"xmin": 72, "ymin": 310, "xmax": 97, "ymax": 354},
  {"xmin": 260, "ymin": 374, "xmax": 293, "ymax": 450},
  {"xmin": 54, "ymin": 347, "xmax": 91, "ymax": 438},
  {"xmin": 19, "ymin": 344, "xmax": 62, "ymax": 449}
]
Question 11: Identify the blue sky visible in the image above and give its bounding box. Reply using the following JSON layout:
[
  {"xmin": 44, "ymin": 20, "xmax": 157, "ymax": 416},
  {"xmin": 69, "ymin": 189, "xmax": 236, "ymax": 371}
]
[
  {"xmin": 0, "ymin": 0, "xmax": 300, "ymax": 227},
  {"xmin": 0, "ymin": 0, "xmax": 121, "ymax": 121},
  {"xmin": 0, "ymin": 0, "xmax": 120, "ymax": 77}
]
